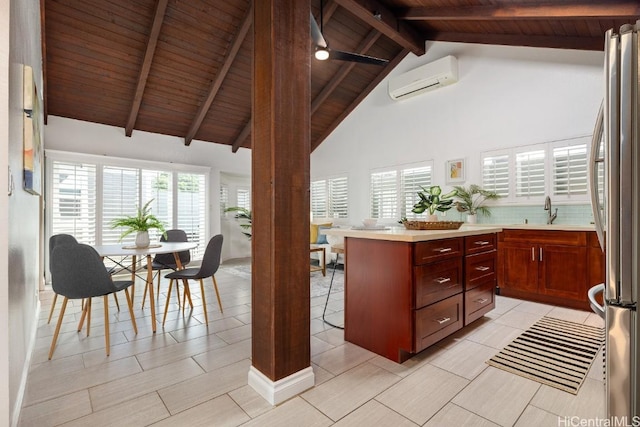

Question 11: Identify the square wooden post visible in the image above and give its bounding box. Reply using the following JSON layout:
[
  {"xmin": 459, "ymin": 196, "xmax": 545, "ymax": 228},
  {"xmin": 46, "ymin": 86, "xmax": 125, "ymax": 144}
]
[{"xmin": 248, "ymin": 0, "xmax": 313, "ymax": 405}]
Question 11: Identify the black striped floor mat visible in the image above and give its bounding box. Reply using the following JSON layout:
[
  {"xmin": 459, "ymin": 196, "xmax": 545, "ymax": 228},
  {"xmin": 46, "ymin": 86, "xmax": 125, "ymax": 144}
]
[{"xmin": 486, "ymin": 316, "xmax": 604, "ymax": 394}]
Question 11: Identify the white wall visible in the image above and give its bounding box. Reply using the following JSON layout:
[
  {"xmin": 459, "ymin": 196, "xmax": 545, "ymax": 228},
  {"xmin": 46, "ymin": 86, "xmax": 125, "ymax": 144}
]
[
  {"xmin": 311, "ymin": 41, "xmax": 604, "ymax": 224},
  {"xmin": 4, "ymin": 0, "xmax": 43, "ymax": 425},
  {"xmin": 44, "ymin": 116, "xmax": 252, "ymax": 249}
]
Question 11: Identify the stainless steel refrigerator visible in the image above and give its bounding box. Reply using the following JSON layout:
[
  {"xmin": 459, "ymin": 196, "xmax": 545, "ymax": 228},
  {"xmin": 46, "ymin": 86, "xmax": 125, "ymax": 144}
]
[{"xmin": 589, "ymin": 20, "xmax": 640, "ymax": 418}]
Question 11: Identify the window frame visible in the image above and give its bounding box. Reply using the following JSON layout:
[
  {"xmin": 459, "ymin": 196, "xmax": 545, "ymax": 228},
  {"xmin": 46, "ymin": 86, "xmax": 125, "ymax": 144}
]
[{"xmin": 310, "ymin": 174, "xmax": 349, "ymax": 220}]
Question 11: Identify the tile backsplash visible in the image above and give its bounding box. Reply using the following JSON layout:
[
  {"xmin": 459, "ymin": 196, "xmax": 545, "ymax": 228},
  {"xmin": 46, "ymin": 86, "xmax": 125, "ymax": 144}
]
[{"xmin": 445, "ymin": 204, "xmax": 595, "ymax": 226}]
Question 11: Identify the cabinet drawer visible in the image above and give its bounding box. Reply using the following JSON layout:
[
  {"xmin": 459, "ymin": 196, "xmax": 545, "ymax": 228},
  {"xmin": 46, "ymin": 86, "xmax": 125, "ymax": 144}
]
[
  {"xmin": 415, "ymin": 294, "xmax": 463, "ymax": 352},
  {"xmin": 414, "ymin": 238, "xmax": 462, "ymax": 265},
  {"xmin": 464, "ymin": 281, "xmax": 495, "ymax": 325},
  {"xmin": 415, "ymin": 258, "xmax": 463, "ymax": 308},
  {"xmin": 465, "ymin": 234, "xmax": 496, "ymax": 255},
  {"xmin": 465, "ymin": 250, "xmax": 497, "ymax": 290}
]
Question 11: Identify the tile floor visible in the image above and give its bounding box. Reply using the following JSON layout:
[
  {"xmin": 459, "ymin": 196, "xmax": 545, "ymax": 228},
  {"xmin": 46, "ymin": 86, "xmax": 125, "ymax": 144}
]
[{"xmin": 19, "ymin": 260, "xmax": 606, "ymax": 426}]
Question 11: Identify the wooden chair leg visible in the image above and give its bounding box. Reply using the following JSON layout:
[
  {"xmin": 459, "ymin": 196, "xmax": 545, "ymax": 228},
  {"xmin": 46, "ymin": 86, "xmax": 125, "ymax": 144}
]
[
  {"xmin": 124, "ymin": 288, "xmax": 137, "ymax": 334},
  {"xmin": 183, "ymin": 280, "xmax": 193, "ymax": 314},
  {"xmin": 141, "ymin": 280, "xmax": 148, "ymax": 308},
  {"xmin": 162, "ymin": 279, "xmax": 174, "ymax": 326},
  {"xmin": 212, "ymin": 276, "xmax": 223, "ymax": 313},
  {"xmin": 157, "ymin": 270, "xmax": 162, "ymax": 297},
  {"xmin": 103, "ymin": 295, "xmax": 110, "ymax": 356},
  {"xmin": 86, "ymin": 298, "xmax": 92, "ymax": 337},
  {"xmin": 47, "ymin": 293, "xmax": 58, "ymax": 324},
  {"xmin": 48, "ymin": 297, "xmax": 68, "ymax": 360},
  {"xmin": 77, "ymin": 299, "xmax": 88, "ymax": 332},
  {"xmin": 199, "ymin": 279, "xmax": 208, "ymax": 324},
  {"xmin": 112, "ymin": 293, "xmax": 120, "ymax": 311}
]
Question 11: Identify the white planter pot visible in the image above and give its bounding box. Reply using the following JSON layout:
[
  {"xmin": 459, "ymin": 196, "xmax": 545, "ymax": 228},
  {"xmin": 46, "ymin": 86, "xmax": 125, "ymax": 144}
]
[
  {"xmin": 427, "ymin": 214, "xmax": 438, "ymax": 222},
  {"xmin": 467, "ymin": 214, "xmax": 477, "ymax": 224},
  {"xmin": 135, "ymin": 231, "xmax": 150, "ymax": 248}
]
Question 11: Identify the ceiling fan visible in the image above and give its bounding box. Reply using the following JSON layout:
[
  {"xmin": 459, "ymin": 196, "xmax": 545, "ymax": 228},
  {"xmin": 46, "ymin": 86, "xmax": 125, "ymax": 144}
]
[{"xmin": 310, "ymin": 5, "xmax": 388, "ymax": 66}]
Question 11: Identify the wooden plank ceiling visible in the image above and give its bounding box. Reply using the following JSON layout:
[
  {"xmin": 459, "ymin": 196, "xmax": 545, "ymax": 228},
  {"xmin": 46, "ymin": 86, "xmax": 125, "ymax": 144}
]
[{"xmin": 42, "ymin": 0, "xmax": 640, "ymax": 152}]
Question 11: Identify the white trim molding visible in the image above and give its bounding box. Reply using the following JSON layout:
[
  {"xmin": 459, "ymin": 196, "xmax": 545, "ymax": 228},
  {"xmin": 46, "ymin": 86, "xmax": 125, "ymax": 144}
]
[{"xmin": 248, "ymin": 365, "xmax": 315, "ymax": 406}]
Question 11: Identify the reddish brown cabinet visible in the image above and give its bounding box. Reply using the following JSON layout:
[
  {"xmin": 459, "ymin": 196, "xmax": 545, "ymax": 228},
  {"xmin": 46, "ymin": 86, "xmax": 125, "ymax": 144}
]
[
  {"xmin": 498, "ymin": 229, "xmax": 604, "ymax": 310},
  {"xmin": 344, "ymin": 232, "xmax": 497, "ymax": 363}
]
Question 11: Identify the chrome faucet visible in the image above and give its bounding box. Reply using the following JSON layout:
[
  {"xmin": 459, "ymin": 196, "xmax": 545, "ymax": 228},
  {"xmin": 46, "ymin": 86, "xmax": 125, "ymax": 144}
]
[{"xmin": 544, "ymin": 196, "xmax": 558, "ymax": 224}]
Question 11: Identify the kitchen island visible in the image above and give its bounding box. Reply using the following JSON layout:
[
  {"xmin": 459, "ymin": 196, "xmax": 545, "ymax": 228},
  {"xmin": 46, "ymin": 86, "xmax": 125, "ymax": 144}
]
[{"xmin": 324, "ymin": 225, "xmax": 501, "ymax": 363}]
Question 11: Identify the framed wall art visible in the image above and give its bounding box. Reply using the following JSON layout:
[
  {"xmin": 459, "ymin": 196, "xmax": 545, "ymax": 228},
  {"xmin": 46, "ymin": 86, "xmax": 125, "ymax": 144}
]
[
  {"xmin": 23, "ymin": 64, "xmax": 42, "ymax": 195},
  {"xmin": 445, "ymin": 158, "xmax": 465, "ymax": 184}
]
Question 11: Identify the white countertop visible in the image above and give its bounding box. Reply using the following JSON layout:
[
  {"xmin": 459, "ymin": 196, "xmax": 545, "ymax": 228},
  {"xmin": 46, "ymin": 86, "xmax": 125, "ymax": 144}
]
[
  {"xmin": 323, "ymin": 225, "xmax": 502, "ymax": 243},
  {"xmin": 323, "ymin": 223, "xmax": 597, "ymax": 243}
]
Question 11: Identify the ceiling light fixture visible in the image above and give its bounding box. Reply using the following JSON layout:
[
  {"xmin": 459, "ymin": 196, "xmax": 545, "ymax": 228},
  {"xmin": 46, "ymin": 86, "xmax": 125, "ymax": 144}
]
[{"xmin": 314, "ymin": 47, "xmax": 329, "ymax": 60}]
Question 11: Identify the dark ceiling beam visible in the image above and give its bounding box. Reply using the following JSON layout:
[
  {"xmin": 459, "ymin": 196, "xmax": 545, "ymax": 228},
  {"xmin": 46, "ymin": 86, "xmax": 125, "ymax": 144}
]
[
  {"xmin": 311, "ymin": 29, "xmax": 381, "ymax": 114},
  {"xmin": 40, "ymin": 0, "xmax": 48, "ymax": 124},
  {"xmin": 184, "ymin": 6, "xmax": 252, "ymax": 146},
  {"xmin": 231, "ymin": 119, "xmax": 251, "ymax": 153},
  {"xmin": 427, "ymin": 31, "xmax": 603, "ymax": 51},
  {"xmin": 125, "ymin": 0, "xmax": 168, "ymax": 137},
  {"xmin": 312, "ymin": 48, "xmax": 410, "ymax": 151},
  {"xmin": 398, "ymin": 2, "xmax": 640, "ymax": 21},
  {"xmin": 334, "ymin": 0, "xmax": 425, "ymax": 56}
]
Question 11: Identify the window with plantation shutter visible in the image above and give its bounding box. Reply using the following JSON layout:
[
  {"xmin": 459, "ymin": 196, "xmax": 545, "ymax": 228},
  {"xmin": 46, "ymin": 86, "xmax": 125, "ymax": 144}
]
[
  {"xmin": 516, "ymin": 150, "xmax": 546, "ymax": 198},
  {"xmin": 177, "ymin": 173, "xmax": 207, "ymax": 259},
  {"xmin": 220, "ymin": 184, "xmax": 229, "ymax": 217},
  {"xmin": 328, "ymin": 176, "xmax": 348, "ymax": 218},
  {"xmin": 103, "ymin": 166, "xmax": 140, "ymax": 245},
  {"xmin": 401, "ymin": 166, "xmax": 432, "ymax": 218},
  {"xmin": 553, "ymin": 144, "xmax": 588, "ymax": 196},
  {"xmin": 46, "ymin": 151, "xmax": 210, "ymax": 266},
  {"xmin": 311, "ymin": 176, "xmax": 349, "ymax": 219},
  {"xmin": 311, "ymin": 180, "xmax": 328, "ymax": 219},
  {"xmin": 236, "ymin": 188, "xmax": 251, "ymax": 211},
  {"xmin": 370, "ymin": 170, "xmax": 398, "ymax": 220},
  {"xmin": 50, "ymin": 161, "xmax": 97, "ymax": 245},
  {"xmin": 482, "ymin": 154, "xmax": 509, "ymax": 197}
]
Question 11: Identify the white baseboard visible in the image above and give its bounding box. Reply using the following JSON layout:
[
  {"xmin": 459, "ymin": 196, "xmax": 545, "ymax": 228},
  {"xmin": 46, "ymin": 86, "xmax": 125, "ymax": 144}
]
[
  {"xmin": 248, "ymin": 365, "xmax": 315, "ymax": 406},
  {"xmin": 11, "ymin": 297, "xmax": 40, "ymax": 427}
]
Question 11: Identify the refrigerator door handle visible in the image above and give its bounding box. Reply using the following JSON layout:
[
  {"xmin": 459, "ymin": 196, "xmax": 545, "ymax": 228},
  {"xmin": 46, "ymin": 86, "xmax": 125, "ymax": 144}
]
[{"xmin": 589, "ymin": 102, "xmax": 605, "ymax": 250}]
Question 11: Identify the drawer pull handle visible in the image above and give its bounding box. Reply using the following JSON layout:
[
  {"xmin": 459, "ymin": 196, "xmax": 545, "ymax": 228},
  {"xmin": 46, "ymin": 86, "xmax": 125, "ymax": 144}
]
[
  {"xmin": 434, "ymin": 277, "xmax": 451, "ymax": 284},
  {"xmin": 434, "ymin": 317, "xmax": 451, "ymax": 324},
  {"xmin": 474, "ymin": 241, "xmax": 490, "ymax": 246},
  {"xmin": 475, "ymin": 266, "xmax": 490, "ymax": 272},
  {"xmin": 434, "ymin": 247, "xmax": 452, "ymax": 253},
  {"xmin": 476, "ymin": 298, "xmax": 489, "ymax": 304}
]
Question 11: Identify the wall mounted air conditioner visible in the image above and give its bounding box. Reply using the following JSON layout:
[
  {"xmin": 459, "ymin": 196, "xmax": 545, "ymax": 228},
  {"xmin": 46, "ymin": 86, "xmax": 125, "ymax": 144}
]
[{"xmin": 388, "ymin": 55, "xmax": 458, "ymax": 101}]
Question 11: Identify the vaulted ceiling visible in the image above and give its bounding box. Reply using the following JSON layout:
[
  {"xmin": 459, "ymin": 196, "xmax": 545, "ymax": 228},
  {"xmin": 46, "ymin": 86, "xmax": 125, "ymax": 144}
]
[{"xmin": 42, "ymin": 0, "xmax": 640, "ymax": 152}]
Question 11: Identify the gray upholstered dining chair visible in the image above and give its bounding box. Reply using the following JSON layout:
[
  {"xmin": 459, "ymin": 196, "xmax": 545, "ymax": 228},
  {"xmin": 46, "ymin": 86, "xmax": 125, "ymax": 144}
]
[
  {"xmin": 47, "ymin": 234, "xmax": 121, "ymax": 324},
  {"xmin": 142, "ymin": 229, "xmax": 191, "ymax": 307},
  {"xmin": 48, "ymin": 243, "xmax": 138, "ymax": 359},
  {"xmin": 162, "ymin": 234, "xmax": 223, "ymax": 326}
]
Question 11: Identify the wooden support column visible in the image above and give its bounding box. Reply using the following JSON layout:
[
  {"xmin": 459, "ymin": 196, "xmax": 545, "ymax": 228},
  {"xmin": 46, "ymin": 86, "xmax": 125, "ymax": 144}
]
[{"xmin": 248, "ymin": 0, "xmax": 313, "ymax": 405}]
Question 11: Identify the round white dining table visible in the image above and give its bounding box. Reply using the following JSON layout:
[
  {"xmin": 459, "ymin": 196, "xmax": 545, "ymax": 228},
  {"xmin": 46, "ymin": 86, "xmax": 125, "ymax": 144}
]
[{"xmin": 92, "ymin": 241, "xmax": 198, "ymax": 332}]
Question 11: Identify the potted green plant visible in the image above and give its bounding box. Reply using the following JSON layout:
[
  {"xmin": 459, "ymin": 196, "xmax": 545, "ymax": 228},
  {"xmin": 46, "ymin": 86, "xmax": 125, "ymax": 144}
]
[
  {"xmin": 453, "ymin": 184, "xmax": 500, "ymax": 223},
  {"xmin": 225, "ymin": 206, "xmax": 252, "ymax": 239},
  {"xmin": 111, "ymin": 199, "xmax": 167, "ymax": 247},
  {"xmin": 411, "ymin": 185, "xmax": 457, "ymax": 221}
]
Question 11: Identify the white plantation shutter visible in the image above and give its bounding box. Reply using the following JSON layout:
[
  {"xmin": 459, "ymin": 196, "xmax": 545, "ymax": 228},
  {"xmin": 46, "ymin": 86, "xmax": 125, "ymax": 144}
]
[
  {"xmin": 328, "ymin": 177, "xmax": 348, "ymax": 218},
  {"xmin": 141, "ymin": 170, "xmax": 172, "ymax": 241},
  {"xmin": 401, "ymin": 166, "xmax": 432, "ymax": 218},
  {"xmin": 311, "ymin": 180, "xmax": 327, "ymax": 218},
  {"xmin": 220, "ymin": 184, "xmax": 229, "ymax": 217},
  {"xmin": 103, "ymin": 166, "xmax": 140, "ymax": 245},
  {"xmin": 237, "ymin": 188, "xmax": 251, "ymax": 211},
  {"xmin": 553, "ymin": 144, "xmax": 588, "ymax": 196},
  {"xmin": 516, "ymin": 150, "xmax": 545, "ymax": 198},
  {"xmin": 50, "ymin": 161, "xmax": 97, "ymax": 244},
  {"xmin": 482, "ymin": 154, "xmax": 510, "ymax": 197},
  {"xmin": 177, "ymin": 173, "xmax": 207, "ymax": 259},
  {"xmin": 370, "ymin": 170, "xmax": 397, "ymax": 219}
]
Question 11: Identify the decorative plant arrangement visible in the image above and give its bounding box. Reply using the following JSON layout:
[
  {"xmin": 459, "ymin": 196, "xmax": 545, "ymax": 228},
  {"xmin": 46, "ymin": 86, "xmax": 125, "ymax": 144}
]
[
  {"xmin": 453, "ymin": 184, "xmax": 500, "ymax": 223},
  {"xmin": 401, "ymin": 185, "xmax": 463, "ymax": 230},
  {"xmin": 225, "ymin": 206, "xmax": 252, "ymax": 239},
  {"xmin": 111, "ymin": 199, "xmax": 167, "ymax": 247}
]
